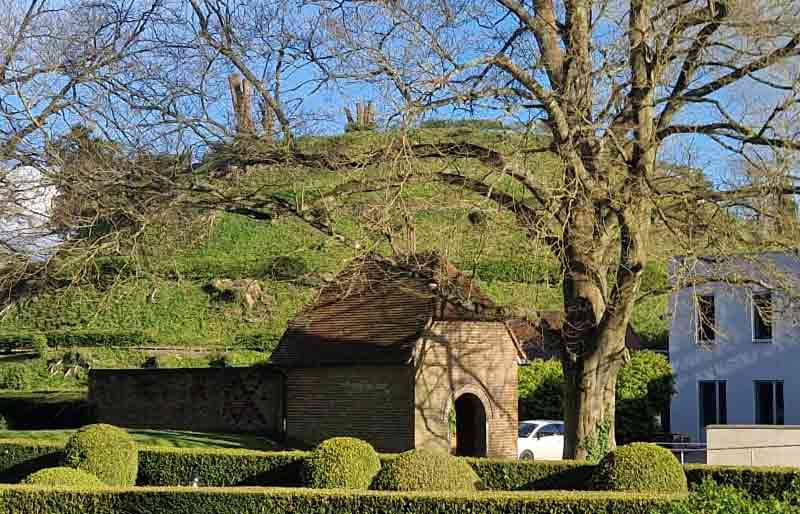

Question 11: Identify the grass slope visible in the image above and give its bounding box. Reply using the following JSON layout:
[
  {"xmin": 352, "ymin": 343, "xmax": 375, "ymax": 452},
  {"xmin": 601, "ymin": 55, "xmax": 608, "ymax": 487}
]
[{"xmin": 0, "ymin": 127, "xmax": 671, "ymax": 388}]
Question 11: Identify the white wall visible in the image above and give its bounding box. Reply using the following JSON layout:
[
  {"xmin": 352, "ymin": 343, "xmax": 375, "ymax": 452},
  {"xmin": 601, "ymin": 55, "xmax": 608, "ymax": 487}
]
[
  {"xmin": 669, "ymin": 254, "xmax": 800, "ymax": 442},
  {"xmin": 0, "ymin": 165, "xmax": 61, "ymax": 259},
  {"xmin": 707, "ymin": 425, "xmax": 800, "ymax": 467}
]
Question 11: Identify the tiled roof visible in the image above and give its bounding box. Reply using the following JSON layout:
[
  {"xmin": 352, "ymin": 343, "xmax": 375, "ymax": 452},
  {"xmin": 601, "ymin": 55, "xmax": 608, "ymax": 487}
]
[
  {"xmin": 510, "ymin": 310, "xmax": 643, "ymax": 361},
  {"xmin": 270, "ymin": 252, "xmax": 505, "ymax": 367}
]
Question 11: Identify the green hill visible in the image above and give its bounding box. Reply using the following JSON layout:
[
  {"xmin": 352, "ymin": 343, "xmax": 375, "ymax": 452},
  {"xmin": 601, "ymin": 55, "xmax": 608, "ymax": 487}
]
[{"xmin": 0, "ymin": 126, "xmax": 670, "ymax": 390}]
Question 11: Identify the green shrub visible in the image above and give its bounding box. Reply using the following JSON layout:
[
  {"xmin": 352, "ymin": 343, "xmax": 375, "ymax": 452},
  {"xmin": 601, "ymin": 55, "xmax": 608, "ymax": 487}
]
[
  {"xmin": 303, "ymin": 437, "xmax": 380, "ymax": 490},
  {"xmin": 518, "ymin": 352, "xmax": 674, "ymax": 444},
  {"xmin": 208, "ymin": 352, "xmax": 232, "ymax": 368},
  {"xmin": 0, "ymin": 486, "xmax": 681, "ymax": 514},
  {"xmin": 684, "ymin": 464, "xmax": 800, "ymax": 500},
  {"xmin": 467, "ymin": 458, "xmax": 594, "ymax": 491},
  {"xmin": 32, "ymin": 335, "xmax": 48, "ymax": 357},
  {"xmin": 63, "ymin": 424, "xmax": 138, "ymax": 486},
  {"xmin": 138, "ymin": 447, "xmax": 307, "ymax": 487},
  {"xmin": 0, "ymin": 439, "xmax": 63, "ymax": 483},
  {"xmin": 593, "ymin": 443, "xmax": 687, "ymax": 494},
  {"xmin": 616, "ymin": 351, "xmax": 674, "ymax": 443},
  {"xmin": 373, "ymin": 449, "xmax": 480, "ymax": 491},
  {"xmin": 44, "ymin": 330, "xmax": 156, "ymax": 348},
  {"xmin": 420, "ymin": 118, "xmax": 506, "ymax": 130},
  {"xmin": 0, "ymin": 393, "xmax": 91, "ymax": 430},
  {"xmin": 660, "ymin": 480, "xmax": 792, "ymax": 514},
  {"xmin": 518, "ymin": 360, "xmax": 564, "ymax": 420},
  {"xmin": 21, "ymin": 467, "xmax": 103, "ymax": 487},
  {"xmin": 0, "ymin": 365, "xmax": 32, "ymax": 391},
  {"xmin": 0, "ymin": 333, "xmax": 37, "ymax": 353},
  {"xmin": 233, "ymin": 332, "xmax": 280, "ymax": 352}
]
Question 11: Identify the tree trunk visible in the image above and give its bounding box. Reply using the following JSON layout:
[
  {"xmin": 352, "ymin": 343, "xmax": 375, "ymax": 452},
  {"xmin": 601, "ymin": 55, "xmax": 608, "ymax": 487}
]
[{"xmin": 562, "ymin": 324, "xmax": 628, "ymax": 460}]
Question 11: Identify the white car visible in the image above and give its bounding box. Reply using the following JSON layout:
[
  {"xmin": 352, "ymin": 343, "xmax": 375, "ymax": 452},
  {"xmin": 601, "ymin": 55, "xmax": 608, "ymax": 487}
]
[{"xmin": 518, "ymin": 420, "xmax": 565, "ymax": 460}]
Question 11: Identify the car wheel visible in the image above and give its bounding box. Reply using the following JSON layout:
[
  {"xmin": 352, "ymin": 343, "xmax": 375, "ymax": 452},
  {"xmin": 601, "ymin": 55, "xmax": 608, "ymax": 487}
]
[{"xmin": 520, "ymin": 450, "xmax": 534, "ymax": 460}]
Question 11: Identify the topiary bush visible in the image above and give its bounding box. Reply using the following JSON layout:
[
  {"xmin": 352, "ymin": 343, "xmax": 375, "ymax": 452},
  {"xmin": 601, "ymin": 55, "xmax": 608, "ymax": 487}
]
[
  {"xmin": 0, "ymin": 364, "xmax": 32, "ymax": 391},
  {"xmin": 63, "ymin": 424, "xmax": 138, "ymax": 486},
  {"xmin": 592, "ymin": 443, "xmax": 687, "ymax": 493},
  {"xmin": 21, "ymin": 466, "xmax": 104, "ymax": 488},
  {"xmin": 373, "ymin": 449, "xmax": 481, "ymax": 491},
  {"xmin": 302, "ymin": 437, "xmax": 380, "ymax": 490}
]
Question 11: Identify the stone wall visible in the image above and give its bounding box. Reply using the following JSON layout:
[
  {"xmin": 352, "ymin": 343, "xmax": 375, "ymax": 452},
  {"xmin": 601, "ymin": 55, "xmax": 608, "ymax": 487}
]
[
  {"xmin": 89, "ymin": 367, "xmax": 284, "ymax": 435},
  {"xmin": 414, "ymin": 321, "xmax": 519, "ymax": 459}
]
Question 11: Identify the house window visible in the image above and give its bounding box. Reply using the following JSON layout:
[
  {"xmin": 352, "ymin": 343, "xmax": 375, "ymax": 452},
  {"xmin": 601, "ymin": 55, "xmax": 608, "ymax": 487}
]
[
  {"xmin": 752, "ymin": 292, "xmax": 773, "ymax": 342},
  {"xmin": 696, "ymin": 295, "xmax": 715, "ymax": 343},
  {"xmin": 755, "ymin": 380, "xmax": 784, "ymax": 425},
  {"xmin": 699, "ymin": 380, "xmax": 727, "ymax": 429}
]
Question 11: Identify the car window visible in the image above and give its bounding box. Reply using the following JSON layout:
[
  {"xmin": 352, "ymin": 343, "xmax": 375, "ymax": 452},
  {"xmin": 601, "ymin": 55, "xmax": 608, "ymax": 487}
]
[
  {"xmin": 518, "ymin": 423, "xmax": 538, "ymax": 437},
  {"xmin": 538, "ymin": 424, "xmax": 561, "ymax": 437}
]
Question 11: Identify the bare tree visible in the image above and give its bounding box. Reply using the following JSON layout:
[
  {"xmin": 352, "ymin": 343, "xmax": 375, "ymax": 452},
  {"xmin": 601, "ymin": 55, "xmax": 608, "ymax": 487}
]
[{"xmin": 315, "ymin": 0, "xmax": 800, "ymax": 458}]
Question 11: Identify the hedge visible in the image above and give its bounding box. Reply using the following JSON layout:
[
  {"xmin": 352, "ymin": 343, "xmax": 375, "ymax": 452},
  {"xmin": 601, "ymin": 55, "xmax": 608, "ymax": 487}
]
[
  {"xmin": 0, "ymin": 486, "xmax": 681, "ymax": 514},
  {"xmin": 137, "ymin": 447, "xmax": 307, "ymax": 486},
  {"xmin": 0, "ymin": 331, "xmax": 156, "ymax": 351},
  {"xmin": 684, "ymin": 464, "xmax": 800, "ymax": 500},
  {"xmin": 467, "ymin": 458, "xmax": 595, "ymax": 490},
  {"xmin": 1, "ymin": 438, "xmax": 798, "ymax": 499},
  {"xmin": 0, "ymin": 440, "xmax": 63, "ymax": 483}
]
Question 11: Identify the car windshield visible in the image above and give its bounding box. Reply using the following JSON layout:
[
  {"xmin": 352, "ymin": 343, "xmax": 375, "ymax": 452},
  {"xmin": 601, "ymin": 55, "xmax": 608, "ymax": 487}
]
[{"xmin": 518, "ymin": 423, "xmax": 539, "ymax": 437}]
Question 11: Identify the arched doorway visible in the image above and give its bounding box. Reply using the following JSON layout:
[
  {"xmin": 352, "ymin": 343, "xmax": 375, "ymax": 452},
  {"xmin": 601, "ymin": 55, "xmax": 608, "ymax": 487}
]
[{"xmin": 453, "ymin": 393, "xmax": 488, "ymax": 457}]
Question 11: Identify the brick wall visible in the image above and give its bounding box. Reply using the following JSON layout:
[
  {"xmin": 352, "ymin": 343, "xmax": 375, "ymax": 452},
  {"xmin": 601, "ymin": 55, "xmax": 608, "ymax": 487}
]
[
  {"xmin": 286, "ymin": 366, "xmax": 414, "ymax": 452},
  {"xmin": 414, "ymin": 321, "xmax": 518, "ymax": 458},
  {"xmin": 89, "ymin": 367, "xmax": 284, "ymax": 435}
]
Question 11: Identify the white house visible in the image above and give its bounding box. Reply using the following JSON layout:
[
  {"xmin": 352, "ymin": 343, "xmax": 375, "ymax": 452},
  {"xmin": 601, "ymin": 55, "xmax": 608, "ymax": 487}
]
[
  {"xmin": 669, "ymin": 252, "xmax": 800, "ymax": 442},
  {"xmin": 0, "ymin": 165, "xmax": 61, "ymax": 259}
]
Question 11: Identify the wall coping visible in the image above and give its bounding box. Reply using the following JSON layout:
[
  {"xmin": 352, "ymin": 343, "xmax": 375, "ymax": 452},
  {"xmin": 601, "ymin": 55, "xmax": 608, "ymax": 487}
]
[{"xmin": 708, "ymin": 425, "xmax": 800, "ymax": 430}]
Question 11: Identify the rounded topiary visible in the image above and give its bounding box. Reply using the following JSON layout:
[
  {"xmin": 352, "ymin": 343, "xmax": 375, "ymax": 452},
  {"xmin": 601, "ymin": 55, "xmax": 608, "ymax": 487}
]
[
  {"xmin": 303, "ymin": 437, "xmax": 381, "ymax": 490},
  {"xmin": 592, "ymin": 442, "xmax": 687, "ymax": 493},
  {"xmin": 21, "ymin": 467, "xmax": 104, "ymax": 488},
  {"xmin": 373, "ymin": 449, "xmax": 480, "ymax": 491},
  {"xmin": 63, "ymin": 424, "xmax": 138, "ymax": 486}
]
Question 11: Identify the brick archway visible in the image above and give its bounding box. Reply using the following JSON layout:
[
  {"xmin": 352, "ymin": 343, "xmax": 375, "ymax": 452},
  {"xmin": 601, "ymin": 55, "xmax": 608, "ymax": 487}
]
[{"xmin": 444, "ymin": 385, "xmax": 492, "ymax": 457}]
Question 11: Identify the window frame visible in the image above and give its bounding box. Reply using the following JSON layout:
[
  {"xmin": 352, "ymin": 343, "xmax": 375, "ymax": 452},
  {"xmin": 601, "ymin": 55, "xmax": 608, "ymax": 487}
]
[
  {"xmin": 698, "ymin": 380, "xmax": 727, "ymax": 435},
  {"xmin": 696, "ymin": 294, "xmax": 716, "ymax": 343},
  {"xmin": 754, "ymin": 380, "xmax": 785, "ymax": 425},
  {"xmin": 751, "ymin": 291, "xmax": 774, "ymax": 343}
]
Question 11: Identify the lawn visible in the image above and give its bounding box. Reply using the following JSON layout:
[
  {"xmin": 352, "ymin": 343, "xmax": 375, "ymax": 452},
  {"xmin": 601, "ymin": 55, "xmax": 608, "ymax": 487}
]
[{"xmin": 0, "ymin": 428, "xmax": 282, "ymax": 450}]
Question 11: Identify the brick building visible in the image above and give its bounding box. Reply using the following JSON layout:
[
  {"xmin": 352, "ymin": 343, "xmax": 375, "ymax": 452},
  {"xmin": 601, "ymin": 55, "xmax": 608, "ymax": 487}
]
[{"xmin": 270, "ymin": 253, "xmax": 524, "ymax": 458}]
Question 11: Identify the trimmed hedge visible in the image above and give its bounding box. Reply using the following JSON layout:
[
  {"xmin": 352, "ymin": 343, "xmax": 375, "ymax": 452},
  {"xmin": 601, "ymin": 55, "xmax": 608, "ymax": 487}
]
[
  {"xmin": 467, "ymin": 458, "xmax": 595, "ymax": 490},
  {"xmin": 303, "ymin": 438, "xmax": 381, "ymax": 490},
  {"xmin": 0, "ymin": 440, "xmax": 63, "ymax": 483},
  {"xmin": 0, "ymin": 437, "xmax": 797, "ymax": 500},
  {"xmin": 593, "ymin": 443, "xmax": 687, "ymax": 494},
  {"xmin": 0, "ymin": 394, "xmax": 91, "ymax": 430},
  {"xmin": 0, "ymin": 485, "xmax": 681, "ymax": 514},
  {"xmin": 684, "ymin": 464, "xmax": 800, "ymax": 500},
  {"xmin": 373, "ymin": 449, "xmax": 480, "ymax": 491},
  {"xmin": 64, "ymin": 424, "xmax": 138, "ymax": 486},
  {"xmin": 138, "ymin": 447, "xmax": 307, "ymax": 486},
  {"xmin": 21, "ymin": 467, "xmax": 103, "ymax": 487},
  {"xmin": 0, "ymin": 331, "xmax": 156, "ymax": 351}
]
